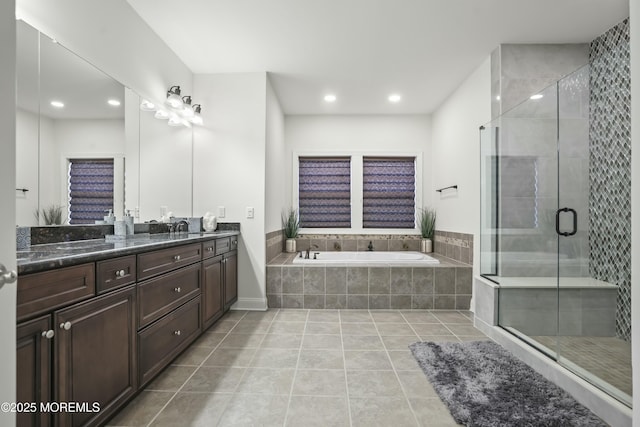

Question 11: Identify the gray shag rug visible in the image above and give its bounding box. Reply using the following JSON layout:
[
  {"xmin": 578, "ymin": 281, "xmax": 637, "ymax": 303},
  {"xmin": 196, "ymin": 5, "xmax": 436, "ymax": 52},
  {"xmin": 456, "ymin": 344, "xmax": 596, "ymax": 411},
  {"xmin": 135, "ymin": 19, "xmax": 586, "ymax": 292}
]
[{"xmin": 409, "ymin": 340, "xmax": 607, "ymax": 427}]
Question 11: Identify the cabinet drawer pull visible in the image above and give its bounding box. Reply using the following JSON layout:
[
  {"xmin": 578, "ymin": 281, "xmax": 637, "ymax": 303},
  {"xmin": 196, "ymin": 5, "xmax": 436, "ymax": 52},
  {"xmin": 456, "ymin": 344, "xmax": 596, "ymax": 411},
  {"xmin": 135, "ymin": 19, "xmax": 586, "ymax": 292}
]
[
  {"xmin": 174, "ymin": 287, "xmax": 182, "ymax": 293},
  {"xmin": 232, "ymin": 240, "xmax": 237, "ymax": 245},
  {"xmin": 174, "ymin": 330, "xmax": 181, "ymax": 336},
  {"xmin": 60, "ymin": 321, "xmax": 71, "ymax": 331},
  {"xmin": 41, "ymin": 330, "xmax": 55, "ymax": 339},
  {"xmin": 173, "ymin": 255, "xmax": 181, "ymax": 262}
]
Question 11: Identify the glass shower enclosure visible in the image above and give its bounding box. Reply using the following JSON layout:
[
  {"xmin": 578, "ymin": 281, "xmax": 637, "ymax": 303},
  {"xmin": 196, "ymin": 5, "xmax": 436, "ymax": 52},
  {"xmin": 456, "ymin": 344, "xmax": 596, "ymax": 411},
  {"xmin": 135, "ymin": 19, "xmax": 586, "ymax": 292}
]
[{"xmin": 479, "ymin": 64, "xmax": 631, "ymax": 406}]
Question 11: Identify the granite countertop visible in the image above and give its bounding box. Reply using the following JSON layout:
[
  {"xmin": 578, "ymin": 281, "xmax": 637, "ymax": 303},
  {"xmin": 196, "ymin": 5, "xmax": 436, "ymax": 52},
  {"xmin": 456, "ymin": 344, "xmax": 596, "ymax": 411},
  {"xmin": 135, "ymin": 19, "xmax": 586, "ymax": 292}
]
[{"xmin": 17, "ymin": 231, "xmax": 240, "ymax": 275}]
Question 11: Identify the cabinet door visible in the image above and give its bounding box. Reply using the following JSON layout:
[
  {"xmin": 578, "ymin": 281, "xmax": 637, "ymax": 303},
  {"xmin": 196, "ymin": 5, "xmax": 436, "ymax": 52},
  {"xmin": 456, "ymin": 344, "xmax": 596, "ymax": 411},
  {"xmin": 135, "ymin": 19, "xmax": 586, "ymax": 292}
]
[
  {"xmin": 202, "ymin": 256, "xmax": 223, "ymax": 329},
  {"xmin": 54, "ymin": 286, "xmax": 137, "ymax": 427},
  {"xmin": 17, "ymin": 315, "xmax": 52, "ymax": 427},
  {"xmin": 223, "ymin": 252, "xmax": 238, "ymax": 311}
]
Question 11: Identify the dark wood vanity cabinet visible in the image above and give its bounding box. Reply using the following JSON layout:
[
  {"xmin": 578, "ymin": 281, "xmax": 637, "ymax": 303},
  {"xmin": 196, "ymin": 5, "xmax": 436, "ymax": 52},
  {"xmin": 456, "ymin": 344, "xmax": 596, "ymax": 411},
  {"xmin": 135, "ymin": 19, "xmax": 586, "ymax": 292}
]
[
  {"xmin": 16, "ymin": 233, "xmax": 238, "ymax": 427},
  {"xmin": 223, "ymin": 251, "xmax": 238, "ymax": 311},
  {"xmin": 16, "ymin": 316, "xmax": 52, "ymax": 427},
  {"xmin": 54, "ymin": 286, "xmax": 137, "ymax": 427}
]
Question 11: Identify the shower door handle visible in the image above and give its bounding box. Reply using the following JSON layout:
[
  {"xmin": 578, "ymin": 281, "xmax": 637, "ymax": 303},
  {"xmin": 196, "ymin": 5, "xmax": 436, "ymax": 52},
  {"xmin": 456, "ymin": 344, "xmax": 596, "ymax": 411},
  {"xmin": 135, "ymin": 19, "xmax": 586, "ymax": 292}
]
[{"xmin": 555, "ymin": 208, "xmax": 577, "ymax": 237}]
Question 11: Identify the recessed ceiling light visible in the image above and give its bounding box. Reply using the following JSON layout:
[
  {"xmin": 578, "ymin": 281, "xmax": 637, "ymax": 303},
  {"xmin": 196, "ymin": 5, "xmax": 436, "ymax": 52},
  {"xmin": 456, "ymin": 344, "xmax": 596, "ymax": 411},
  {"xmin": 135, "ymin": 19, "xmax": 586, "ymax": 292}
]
[
  {"xmin": 107, "ymin": 99, "xmax": 121, "ymax": 107},
  {"xmin": 324, "ymin": 94, "xmax": 337, "ymax": 103},
  {"xmin": 388, "ymin": 94, "xmax": 401, "ymax": 103},
  {"xmin": 496, "ymin": 95, "xmax": 501, "ymax": 101},
  {"xmin": 50, "ymin": 101, "xmax": 64, "ymax": 108},
  {"xmin": 530, "ymin": 94, "xmax": 544, "ymax": 100}
]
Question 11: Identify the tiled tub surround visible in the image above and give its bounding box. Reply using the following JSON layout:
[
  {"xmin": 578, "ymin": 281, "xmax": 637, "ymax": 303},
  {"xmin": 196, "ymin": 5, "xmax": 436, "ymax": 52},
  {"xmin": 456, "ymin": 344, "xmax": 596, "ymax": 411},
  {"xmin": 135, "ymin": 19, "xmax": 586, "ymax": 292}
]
[
  {"xmin": 267, "ymin": 253, "xmax": 472, "ymax": 310},
  {"xmin": 295, "ymin": 234, "xmax": 423, "ymax": 253},
  {"xmin": 433, "ymin": 230, "xmax": 473, "ymax": 265},
  {"xmin": 266, "ymin": 229, "xmax": 284, "ymax": 263}
]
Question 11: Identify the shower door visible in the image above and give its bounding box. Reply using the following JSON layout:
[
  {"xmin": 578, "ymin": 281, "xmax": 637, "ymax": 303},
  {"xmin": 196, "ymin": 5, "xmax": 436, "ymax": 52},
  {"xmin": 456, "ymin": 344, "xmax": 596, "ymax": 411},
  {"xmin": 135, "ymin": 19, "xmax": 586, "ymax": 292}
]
[{"xmin": 556, "ymin": 66, "xmax": 632, "ymax": 405}]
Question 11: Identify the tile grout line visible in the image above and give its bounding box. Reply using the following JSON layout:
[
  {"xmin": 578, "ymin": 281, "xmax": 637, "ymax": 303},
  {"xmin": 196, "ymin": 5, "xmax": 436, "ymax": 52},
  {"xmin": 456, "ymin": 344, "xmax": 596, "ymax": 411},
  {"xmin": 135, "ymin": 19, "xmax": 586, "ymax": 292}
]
[
  {"xmin": 338, "ymin": 310, "xmax": 355, "ymax": 427},
  {"xmin": 372, "ymin": 310, "xmax": 422, "ymax": 427},
  {"xmin": 144, "ymin": 310, "xmax": 249, "ymax": 427},
  {"xmin": 282, "ymin": 309, "xmax": 310, "ymax": 427}
]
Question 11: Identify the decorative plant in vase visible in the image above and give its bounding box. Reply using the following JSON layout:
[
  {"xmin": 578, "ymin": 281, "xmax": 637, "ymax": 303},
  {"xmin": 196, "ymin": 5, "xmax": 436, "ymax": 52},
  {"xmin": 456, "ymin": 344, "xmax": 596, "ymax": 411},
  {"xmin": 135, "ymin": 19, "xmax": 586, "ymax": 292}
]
[
  {"xmin": 34, "ymin": 205, "xmax": 65, "ymax": 225},
  {"xmin": 418, "ymin": 207, "xmax": 436, "ymax": 253},
  {"xmin": 282, "ymin": 208, "xmax": 300, "ymax": 253}
]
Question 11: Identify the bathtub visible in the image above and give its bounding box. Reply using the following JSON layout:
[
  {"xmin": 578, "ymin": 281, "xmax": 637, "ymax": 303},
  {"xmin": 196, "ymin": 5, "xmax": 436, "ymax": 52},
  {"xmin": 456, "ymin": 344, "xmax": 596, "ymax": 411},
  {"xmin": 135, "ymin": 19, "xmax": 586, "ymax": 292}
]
[{"xmin": 291, "ymin": 251, "xmax": 439, "ymax": 266}]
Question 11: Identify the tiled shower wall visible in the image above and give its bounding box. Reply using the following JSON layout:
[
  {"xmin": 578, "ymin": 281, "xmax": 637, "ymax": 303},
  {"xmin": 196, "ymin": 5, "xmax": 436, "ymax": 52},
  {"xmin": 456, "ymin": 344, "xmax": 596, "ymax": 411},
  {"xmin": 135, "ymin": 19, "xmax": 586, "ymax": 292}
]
[
  {"xmin": 433, "ymin": 231, "xmax": 473, "ymax": 265},
  {"xmin": 589, "ymin": 18, "xmax": 631, "ymax": 341}
]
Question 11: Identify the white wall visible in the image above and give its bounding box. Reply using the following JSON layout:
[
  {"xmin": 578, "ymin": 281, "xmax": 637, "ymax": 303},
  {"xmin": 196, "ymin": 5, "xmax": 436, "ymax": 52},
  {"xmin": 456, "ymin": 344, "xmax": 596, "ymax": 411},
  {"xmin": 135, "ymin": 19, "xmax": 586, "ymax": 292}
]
[
  {"xmin": 430, "ymin": 57, "xmax": 492, "ymax": 277},
  {"xmin": 0, "ymin": 1, "xmax": 16, "ymax": 425},
  {"xmin": 284, "ymin": 114, "xmax": 431, "ymax": 233},
  {"xmin": 16, "ymin": 0, "xmax": 193, "ymax": 106},
  {"xmin": 630, "ymin": 0, "xmax": 639, "ymax": 421},
  {"xmin": 193, "ymin": 72, "xmax": 268, "ymax": 310},
  {"xmin": 138, "ymin": 113, "xmax": 193, "ymax": 221},
  {"xmin": 16, "ymin": 109, "xmax": 39, "ymax": 226},
  {"xmin": 265, "ymin": 76, "xmax": 287, "ymax": 234}
]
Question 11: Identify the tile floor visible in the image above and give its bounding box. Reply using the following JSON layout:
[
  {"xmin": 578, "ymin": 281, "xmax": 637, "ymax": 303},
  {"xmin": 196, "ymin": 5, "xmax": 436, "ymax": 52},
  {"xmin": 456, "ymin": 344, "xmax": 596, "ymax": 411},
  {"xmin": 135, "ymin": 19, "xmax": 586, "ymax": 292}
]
[{"xmin": 107, "ymin": 309, "xmax": 489, "ymax": 427}]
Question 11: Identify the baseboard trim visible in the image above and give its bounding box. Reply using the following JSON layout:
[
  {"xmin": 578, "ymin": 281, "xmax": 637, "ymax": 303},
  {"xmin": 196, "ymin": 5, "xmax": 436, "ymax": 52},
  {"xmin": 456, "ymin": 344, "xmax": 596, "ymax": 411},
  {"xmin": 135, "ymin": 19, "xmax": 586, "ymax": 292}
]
[{"xmin": 231, "ymin": 297, "xmax": 268, "ymax": 311}]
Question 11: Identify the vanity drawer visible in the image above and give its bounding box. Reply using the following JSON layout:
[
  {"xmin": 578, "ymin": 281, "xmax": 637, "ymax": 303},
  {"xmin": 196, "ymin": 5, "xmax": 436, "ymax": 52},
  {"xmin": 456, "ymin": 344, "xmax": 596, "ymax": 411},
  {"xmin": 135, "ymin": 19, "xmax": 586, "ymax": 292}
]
[
  {"xmin": 137, "ymin": 243, "xmax": 202, "ymax": 280},
  {"xmin": 97, "ymin": 255, "xmax": 136, "ymax": 294},
  {"xmin": 216, "ymin": 236, "xmax": 240, "ymax": 255},
  {"xmin": 202, "ymin": 240, "xmax": 216, "ymax": 260},
  {"xmin": 17, "ymin": 263, "xmax": 95, "ymax": 322},
  {"xmin": 137, "ymin": 263, "xmax": 201, "ymax": 328},
  {"xmin": 138, "ymin": 297, "xmax": 201, "ymax": 386}
]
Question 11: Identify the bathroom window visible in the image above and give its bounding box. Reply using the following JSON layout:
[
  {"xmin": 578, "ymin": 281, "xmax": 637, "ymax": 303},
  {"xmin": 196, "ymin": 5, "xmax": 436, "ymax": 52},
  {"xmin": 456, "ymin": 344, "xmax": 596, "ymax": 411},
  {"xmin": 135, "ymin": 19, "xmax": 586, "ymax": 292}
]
[
  {"xmin": 68, "ymin": 158, "xmax": 114, "ymax": 224},
  {"xmin": 298, "ymin": 157, "xmax": 351, "ymax": 228},
  {"xmin": 363, "ymin": 157, "xmax": 416, "ymax": 228}
]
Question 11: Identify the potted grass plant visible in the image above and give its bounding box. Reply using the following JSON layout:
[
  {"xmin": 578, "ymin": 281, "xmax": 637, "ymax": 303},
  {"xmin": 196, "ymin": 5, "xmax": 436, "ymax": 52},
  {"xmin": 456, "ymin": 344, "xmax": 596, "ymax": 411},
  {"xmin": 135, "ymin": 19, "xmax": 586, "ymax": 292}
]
[
  {"xmin": 418, "ymin": 207, "xmax": 436, "ymax": 253},
  {"xmin": 34, "ymin": 205, "xmax": 65, "ymax": 225},
  {"xmin": 282, "ymin": 208, "xmax": 300, "ymax": 253}
]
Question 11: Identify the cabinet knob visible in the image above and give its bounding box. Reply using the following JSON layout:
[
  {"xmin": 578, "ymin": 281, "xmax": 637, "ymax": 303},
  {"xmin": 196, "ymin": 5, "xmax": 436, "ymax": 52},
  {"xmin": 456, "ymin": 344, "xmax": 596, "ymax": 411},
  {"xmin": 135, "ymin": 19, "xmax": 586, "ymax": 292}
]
[
  {"xmin": 207, "ymin": 247, "xmax": 213, "ymax": 252},
  {"xmin": 174, "ymin": 330, "xmax": 181, "ymax": 336},
  {"xmin": 232, "ymin": 240, "xmax": 237, "ymax": 245},
  {"xmin": 60, "ymin": 322, "xmax": 71, "ymax": 331},
  {"xmin": 174, "ymin": 286, "xmax": 182, "ymax": 293},
  {"xmin": 115, "ymin": 269, "xmax": 126, "ymax": 278},
  {"xmin": 173, "ymin": 255, "xmax": 181, "ymax": 261},
  {"xmin": 41, "ymin": 330, "xmax": 54, "ymax": 339}
]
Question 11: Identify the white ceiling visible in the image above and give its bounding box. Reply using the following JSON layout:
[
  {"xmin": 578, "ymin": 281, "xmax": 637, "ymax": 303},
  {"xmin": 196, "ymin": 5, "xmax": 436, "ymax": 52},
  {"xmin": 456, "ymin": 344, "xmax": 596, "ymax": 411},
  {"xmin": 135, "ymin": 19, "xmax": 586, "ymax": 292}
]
[{"xmin": 127, "ymin": 0, "xmax": 629, "ymax": 115}]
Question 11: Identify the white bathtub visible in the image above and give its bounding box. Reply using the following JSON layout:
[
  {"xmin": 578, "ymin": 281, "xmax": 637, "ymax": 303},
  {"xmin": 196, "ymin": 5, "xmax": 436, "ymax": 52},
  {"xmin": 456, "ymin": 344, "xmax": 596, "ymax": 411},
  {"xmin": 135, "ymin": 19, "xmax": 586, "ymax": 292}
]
[{"xmin": 291, "ymin": 251, "xmax": 439, "ymax": 266}]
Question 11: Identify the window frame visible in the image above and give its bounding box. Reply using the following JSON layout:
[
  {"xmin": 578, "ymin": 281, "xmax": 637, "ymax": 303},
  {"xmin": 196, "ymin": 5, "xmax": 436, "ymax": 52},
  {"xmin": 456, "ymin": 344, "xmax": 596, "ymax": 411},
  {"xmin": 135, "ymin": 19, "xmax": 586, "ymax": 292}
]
[{"xmin": 293, "ymin": 151, "xmax": 422, "ymax": 235}]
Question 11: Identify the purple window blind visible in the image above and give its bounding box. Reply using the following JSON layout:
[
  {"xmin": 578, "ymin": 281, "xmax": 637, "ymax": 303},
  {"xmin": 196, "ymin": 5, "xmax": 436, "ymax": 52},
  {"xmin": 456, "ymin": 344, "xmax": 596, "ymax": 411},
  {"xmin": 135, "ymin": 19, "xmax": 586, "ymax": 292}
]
[
  {"xmin": 363, "ymin": 157, "xmax": 415, "ymax": 228},
  {"xmin": 68, "ymin": 159, "xmax": 114, "ymax": 224},
  {"xmin": 299, "ymin": 157, "xmax": 351, "ymax": 228}
]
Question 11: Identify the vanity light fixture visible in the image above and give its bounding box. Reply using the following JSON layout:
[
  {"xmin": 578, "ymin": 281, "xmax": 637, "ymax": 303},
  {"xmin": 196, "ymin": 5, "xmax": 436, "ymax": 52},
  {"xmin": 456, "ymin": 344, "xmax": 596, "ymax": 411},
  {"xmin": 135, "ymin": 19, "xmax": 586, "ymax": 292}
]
[
  {"xmin": 388, "ymin": 94, "xmax": 401, "ymax": 103},
  {"xmin": 167, "ymin": 113, "xmax": 184, "ymax": 127},
  {"xmin": 140, "ymin": 99, "xmax": 156, "ymax": 111},
  {"xmin": 154, "ymin": 109, "xmax": 170, "ymax": 119},
  {"xmin": 530, "ymin": 94, "xmax": 544, "ymax": 100},
  {"xmin": 181, "ymin": 95, "xmax": 194, "ymax": 118},
  {"xmin": 165, "ymin": 85, "xmax": 183, "ymax": 108},
  {"xmin": 107, "ymin": 99, "xmax": 121, "ymax": 107},
  {"xmin": 189, "ymin": 104, "xmax": 203, "ymax": 125},
  {"xmin": 324, "ymin": 94, "xmax": 337, "ymax": 103},
  {"xmin": 50, "ymin": 100, "xmax": 64, "ymax": 108}
]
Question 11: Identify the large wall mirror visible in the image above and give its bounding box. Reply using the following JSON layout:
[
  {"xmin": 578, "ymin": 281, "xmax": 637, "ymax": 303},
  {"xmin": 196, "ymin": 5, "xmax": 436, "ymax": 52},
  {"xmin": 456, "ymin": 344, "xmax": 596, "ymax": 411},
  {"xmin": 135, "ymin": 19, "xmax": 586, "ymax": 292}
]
[{"xmin": 15, "ymin": 19, "xmax": 193, "ymax": 227}]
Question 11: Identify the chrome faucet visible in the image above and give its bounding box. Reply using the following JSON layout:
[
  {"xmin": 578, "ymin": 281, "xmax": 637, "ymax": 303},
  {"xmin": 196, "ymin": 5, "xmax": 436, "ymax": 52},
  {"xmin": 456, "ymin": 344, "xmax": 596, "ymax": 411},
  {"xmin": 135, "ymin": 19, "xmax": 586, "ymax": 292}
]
[{"xmin": 174, "ymin": 220, "xmax": 189, "ymax": 233}]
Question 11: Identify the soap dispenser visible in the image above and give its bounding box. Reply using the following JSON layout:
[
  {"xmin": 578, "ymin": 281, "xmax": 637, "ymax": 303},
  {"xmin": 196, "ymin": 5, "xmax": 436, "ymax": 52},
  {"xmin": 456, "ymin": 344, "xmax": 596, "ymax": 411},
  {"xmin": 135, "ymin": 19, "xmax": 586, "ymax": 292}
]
[
  {"xmin": 104, "ymin": 209, "xmax": 115, "ymax": 225},
  {"xmin": 124, "ymin": 210, "xmax": 134, "ymax": 235}
]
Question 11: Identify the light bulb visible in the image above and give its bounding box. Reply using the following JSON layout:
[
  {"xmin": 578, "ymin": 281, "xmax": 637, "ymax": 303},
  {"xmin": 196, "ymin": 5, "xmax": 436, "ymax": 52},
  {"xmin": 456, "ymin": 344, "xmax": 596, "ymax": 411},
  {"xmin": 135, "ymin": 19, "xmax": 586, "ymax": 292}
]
[
  {"xmin": 140, "ymin": 99, "xmax": 156, "ymax": 111},
  {"xmin": 154, "ymin": 109, "xmax": 169, "ymax": 119},
  {"xmin": 168, "ymin": 114, "xmax": 183, "ymax": 127}
]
